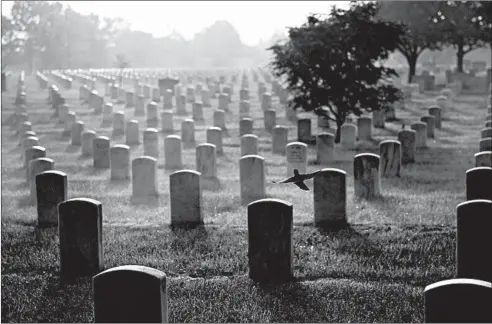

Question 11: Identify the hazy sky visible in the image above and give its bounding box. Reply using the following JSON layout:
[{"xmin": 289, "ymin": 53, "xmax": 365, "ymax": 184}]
[{"xmin": 1, "ymin": 1, "xmax": 349, "ymax": 46}]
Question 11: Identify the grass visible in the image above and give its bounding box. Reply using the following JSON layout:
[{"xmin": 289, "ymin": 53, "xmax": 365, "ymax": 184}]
[{"xmin": 1, "ymin": 73, "xmax": 488, "ymax": 322}]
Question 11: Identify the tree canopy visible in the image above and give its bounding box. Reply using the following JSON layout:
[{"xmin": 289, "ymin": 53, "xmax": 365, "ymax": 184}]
[
  {"xmin": 269, "ymin": 2, "xmax": 405, "ymax": 142},
  {"xmin": 432, "ymin": 1, "xmax": 487, "ymax": 72},
  {"xmin": 377, "ymin": 1, "xmax": 442, "ymax": 82}
]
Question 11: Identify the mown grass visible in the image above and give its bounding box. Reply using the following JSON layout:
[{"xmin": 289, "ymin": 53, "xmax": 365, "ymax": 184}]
[{"xmin": 1, "ymin": 73, "xmax": 488, "ymax": 322}]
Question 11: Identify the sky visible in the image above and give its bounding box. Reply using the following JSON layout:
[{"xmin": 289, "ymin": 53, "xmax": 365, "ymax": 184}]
[{"xmin": 1, "ymin": 1, "xmax": 350, "ymax": 46}]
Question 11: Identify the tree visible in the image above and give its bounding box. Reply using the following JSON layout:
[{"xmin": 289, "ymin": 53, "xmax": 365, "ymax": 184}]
[
  {"xmin": 115, "ymin": 54, "xmax": 130, "ymax": 69},
  {"xmin": 269, "ymin": 2, "xmax": 405, "ymax": 143},
  {"xmin": 377, "ymin": 1, "xmax": 442, "ymax": 83},
  {"xmin": 1, "ymin": 15, "xmax": 23, "ymax": 70},
  {"xmin": 469, "ymin": 1, "xmax": 492, "ymax": 68},
  {"xmin": 432, "ymin": 1, "xmax": 487, "ymax": 72}
]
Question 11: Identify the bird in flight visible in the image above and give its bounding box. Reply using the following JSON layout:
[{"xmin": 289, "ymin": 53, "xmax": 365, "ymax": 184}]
[{"xmin": 271, "ymin": 169, "xmax": 322, "ymax": 191}]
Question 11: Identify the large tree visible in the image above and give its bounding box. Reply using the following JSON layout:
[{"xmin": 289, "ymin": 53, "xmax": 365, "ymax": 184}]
[
  {"xmin": 269, "ymin": 2, "xmax": 405, "ymax": 142},
  {"xmin": 377, "ymin": 1, "xmax": 442, "ymax": 83},
  {"xmin": 469, "ymin": 1, "xmax": 492, "ymax": 69},
  {"xmin": 432, "ymin": 1, "xmax": 487, "ymax": 72}
]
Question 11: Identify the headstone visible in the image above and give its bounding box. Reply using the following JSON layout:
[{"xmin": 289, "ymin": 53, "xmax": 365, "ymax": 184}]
[
  {"xmin": 71, "ymin": 121, "xmax": 84, "ymax": 146},
  {"xmin": 18, "ymin": 121, "xmax": 32, "ymax": 135},
  {"xmin": 126, "ymin": 120, "xmax": 140, "ymax": 145},
  {"xmin": 64, "ymin": 112, "xmax": 76, "ymax": 135},
  {"xmin": 143, "ymin": 128, "xmax": 159, "ymax": 158},
  {"xmin": 163, "ymin": 89, "xmax": 173, "ymax": 109},
  {"xmin": 286, "ymin": 142, "xmax": 308, "ymax": 176},
  {"xmin": 316, "ymin": 133, "xmax": 335, "ymax": 164},
  {"xmin": 435, "ymin": 95, "xmax": 449, "ymax": 113},
  {"xmin": 176, "ymin": 94, "xmax": 187, "ymax": 115},
  {"xmin": 93, "ymin": 136, "xmax": 111, "ymax": 169},
  {"xmin": 261, "ymin": 92, "xmax": 272, "ymax": 110},
  {"xmin": 195, "ymin": 144, "xmax": 217, "ymax": 179},
  {"xmin": 479, "ymin": 137, "xmax": 492, "ymax": 152},
  {"xmin": 169, "ymin": 170, "xmax": 203, "ymax": 227},
  {"xmin": 93, "ymin": 265, "xmax": 168, "ymax": 323},
  {"xmin": 272, "ymin": 126, "xmax": 288, "ymax": 155},
  {"xmin": 239, "ymin": 118, "xmax": 253, "ymax": 137},
  {"xmin": 466, "ymin": 167, "xmax": 492, "ymax": 201},
  {"xmin": 192, "ymin": 101, "xmax": 204, "ymax": 121},
  {"xmin": 36, "ymin": 170, "xmax": 67, "ymax": 227},
  {"xmin": 372, "ymin": 110, "xmax": 385, "ymax": 128},
  {"xmin": 201, "ymin": 88, "xmax": 211, "ymax": 107},
  {"xmin": 161, "ymin": 111, "xmax": 174, "ymax": 133},
  {"xmin": 379, "ymin": 140, "xmax": 401, "ymax": 177},
  {"xmin": 213, "ymin": 110, "xmax": 226, "ymax": 131},
  {"xmin": 456, "ymin": 200, "xmax": 492, "ymax": 283},
  {"xmin": 475, "ymin": 151, "xmax": 492, "ymax": 167},
  {"xmin": 58, "ymin": 198, "xmax": 103, "ymax": 281},
  {"xmin": 218, "ymin": 93, "xmax": 229, "ymax": 111},
  {"xmin": 357, "ymin": 117, "xmax": 372, "ymax": 141},
  {"xmin": 58, "ymin": 105, "xmax": 69, "ymax": 124},
  {"xmin": 135, "ymin": 95, "xmax": 145, "ymax": 116},
  {"xmin": 112, "ymin": 111, "xmax": 126, "ymax": 137},
  {"xmin": 82, "ymin": 131, "xmax": 97, "ymax": 156},
  {"xmin": 132, "ymin": 156, "xmax": 158, "ymax": 199},
  {"xmin": 313, "ymin": 168, "xmax": 347, "ymax": 227},
  {"xmin": 340, "ymin": 123, "xmax": 357, "ymax": 150},
  {"xmin": 147, "ymin": 102, "xmax": 159, "ymax": 128},
  {"xmin": 29, "ymin": 157, "xmax": 54, "ymax": 204},
  {"xmin": 240, "ymin": 88, "xmax": 249, "ymax": 101},
  {"xmin": 264, "ymin": 109, "xmax": 276, "ymax": 132},
  {"xmin": 24, "ymin": 146, "xmax": 46, "ymax": 178},
  {"xmin": 421, "ymin": 116, "xmax": 436, "ymax": 139},
  {"xmin": 428, "ymin": 106, "xmax": 442, "ymax": 129},
  {"xmin": 239, "ymin": 100, "xmax": 251, "ymax": 118},
  {"xmin": 398, "ymin": 129, "xmax": 416, "ymax": 164},
  {"xmin": 164, "ymin": 135, "xmax": 183, "ymax": 169},
  {"xmin": 181, "ymin": 119, "xmax": 195, "ymax": 147},
  {"xmin": 297, "ymin": 119, "xmax": 312, "ymax": 143},
  {"xmin": 424, "ymin": 279, "xmax": 492, "ymax": 323},
  {"xmin": 247, "ymin": 199, "xmax": 293, "ymax": 283},
  {"xmin": 241, "ymin": 134, "xmax": 259, "ymax": 156},
  {"xmin": 239, "ymin": 155, "xmax": 266, "ymax": 205},
  {"xmin": 411, "ymin": 122, "xmax": 427, "ymax": 148},
  {"xmin": 353, "ymin": 153, "xmax": 381, "ymax": 199},
  {"xmin": 102, "ymin": 103, "xmax": 113, "ymax": 126},
  {"xmin": 110, "ymin": 145, "xmax": 131, "ymax": 180},
  {"xmin": 125, "ymin": 91, "xmax": 135, "ymax": 108},
  {"xmin": 206, "ymin": 127, "xmax": 223, "ymax": 155}
]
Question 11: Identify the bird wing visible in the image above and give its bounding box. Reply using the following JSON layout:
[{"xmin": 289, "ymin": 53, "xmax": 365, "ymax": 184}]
[
  {"xmin": 304, "ymin": 170, "xmax": 322, "ymax": 180},
  {"xmin": 272, "ymin": 176, "xmax": 297, "ymax": 184},
  {"xmin": 294, "ymin": 181, "xmax": 310, "ymax": 191}
]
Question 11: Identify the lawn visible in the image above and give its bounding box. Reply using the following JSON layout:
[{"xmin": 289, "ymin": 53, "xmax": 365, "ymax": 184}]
[{"xmin": 1, "ymin": 72, "xmax": 487, "ymax": 322}]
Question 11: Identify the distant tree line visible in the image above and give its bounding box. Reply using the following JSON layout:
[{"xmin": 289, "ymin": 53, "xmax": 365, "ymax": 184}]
[{"xmin": 1, "ymin": 1, "xmax": 271, "ymax": 73}]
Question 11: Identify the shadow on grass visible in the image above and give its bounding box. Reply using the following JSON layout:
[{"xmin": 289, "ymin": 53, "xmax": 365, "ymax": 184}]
[
  {"xmin": 201, "ymin": 177, "xmax": 223, "ymax": 191},
  {"xmin": 105, "ymin": 178, "xmax": 131, "ymax": 190},
  {"xmin": 76, "ymin": 154, "xmax": 92, "ymax": 161},
  {"xmin": 81, "ymin": 167, "xmax": 109, "ymax": 176},
  {"xmin": 183, "ymin": 141, "xmax": 197, "ymax": 150},
  {"xmin": 17, "ymin": 195, "xmax": 34, "ymax": 207},
  {"xmin": 437, "ymin": 125, "xmax": 464, "ymax": 136},
  {"xmin": 65, "ymin": 144, "xmax": 80, "ymax": 153},
  {"xmin": 110, "ymin": 132, "xmax": 124, "ymax": 140},
  {"xmin": 130, "ymin": 195, "xmax": 160, "ymax": 207}
]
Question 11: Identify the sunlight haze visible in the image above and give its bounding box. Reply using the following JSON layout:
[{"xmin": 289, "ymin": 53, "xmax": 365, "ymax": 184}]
[{"xmin": 1, "ymin": 1, "xmax": 350, "ymax": 45}]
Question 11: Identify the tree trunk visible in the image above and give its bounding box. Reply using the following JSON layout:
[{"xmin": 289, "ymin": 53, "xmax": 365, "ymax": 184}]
[
  {"xmin": 335, "ymin": 118, "xmax": 344, "ymax": 144},
  {"xmin": 456, "ymin": 37, "xmax": 465, "ymax": 73},
  {"xmin": 407, "ymin": 54, "xmax": 418, "ymax": 84},
  {"xmin": 456, "ymin": 46, "xmax": 465, "ymax": 73}
]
